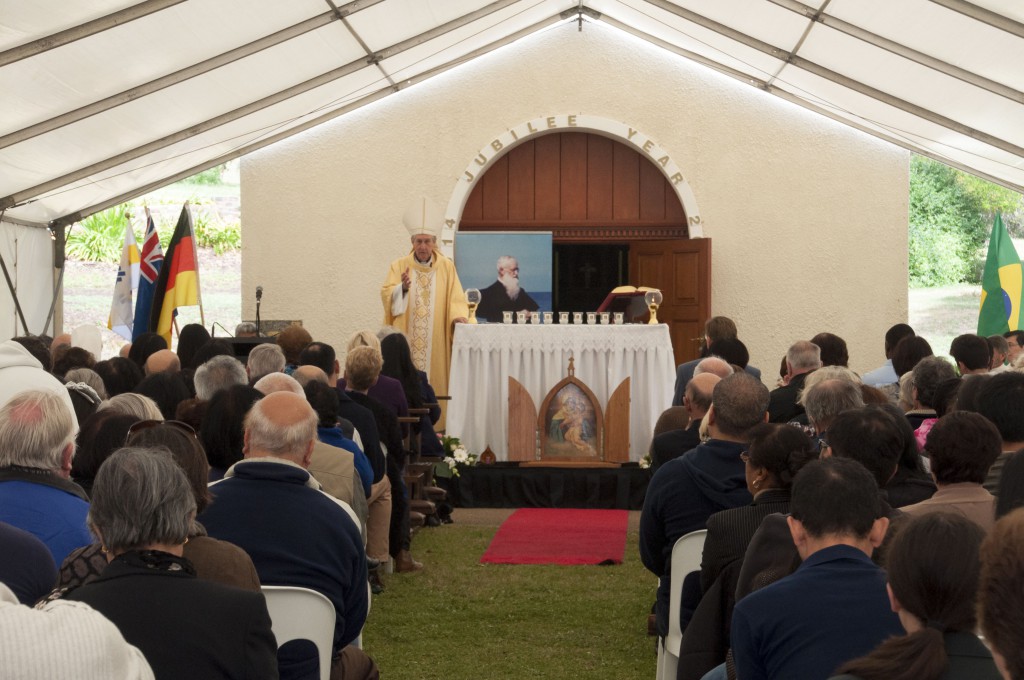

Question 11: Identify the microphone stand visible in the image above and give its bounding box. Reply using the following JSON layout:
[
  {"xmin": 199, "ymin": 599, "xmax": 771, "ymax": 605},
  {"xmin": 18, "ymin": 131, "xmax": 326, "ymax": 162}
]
[{"xmin": 255, "ymin": 288, "xmax": 262, "ymax": 337}]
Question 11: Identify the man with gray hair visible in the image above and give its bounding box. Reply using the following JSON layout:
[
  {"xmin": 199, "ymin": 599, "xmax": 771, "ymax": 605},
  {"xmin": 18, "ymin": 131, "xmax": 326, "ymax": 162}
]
[
  {"xmin": 193, "ymin": 354, "xmax": 248, "ymax": 400},
  {"xmin": 253, "ymin": 371, "xmax": 304, "ymax": 396},
  {"xmin": 253, "ymin": 371, "xmax": 369, "ymax": 529},
  {"xmin": 802, "ymin": 378, "xmax": 865, "ymax": 437},
  {"xmin": 200, "ymin": 391, "xmax": 377, "ymax": 680},
  {"xmin": 0, "ymin": 390, "xmax": 91, "ymax": 564},
  {"xmin": 246, "ymin": 342, "xmax": 286, "ymax": 384},
  {"xmin": 475, "ymin": 255, "xmax": 540, "ymax": 322},
  {"xmin": 693, "ymin": 356, "xmax": 734, "ymax": 381},
  {"xmin": 769, "ymin": 340, "xmax": 822, "ymax": 423},
  {"xmin": 641, "ymin": 372, "xmax": 770, "ymax": 637}
]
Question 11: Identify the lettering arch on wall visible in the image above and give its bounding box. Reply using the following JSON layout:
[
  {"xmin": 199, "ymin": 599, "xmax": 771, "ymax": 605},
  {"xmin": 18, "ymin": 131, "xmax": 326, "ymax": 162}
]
[{"xmin": 440, "ymin": 115, "xmax": 703, "ymax": 248}]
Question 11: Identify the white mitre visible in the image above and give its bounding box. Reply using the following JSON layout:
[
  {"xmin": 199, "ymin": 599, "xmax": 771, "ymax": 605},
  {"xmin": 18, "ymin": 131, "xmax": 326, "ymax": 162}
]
[{"xmin": 403, "ymin": 197, "xmax": 444, "ymax": 238}]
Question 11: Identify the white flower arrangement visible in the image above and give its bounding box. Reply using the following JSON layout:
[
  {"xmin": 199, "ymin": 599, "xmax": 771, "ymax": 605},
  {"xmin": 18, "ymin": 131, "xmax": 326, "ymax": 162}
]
[
  {"xmin": 441, "ymin": 437, "xmax": 477, "ymax": 476},
  {"xmin": 639, "ymin": 454, "xmax": 652, "ymax": 470}
]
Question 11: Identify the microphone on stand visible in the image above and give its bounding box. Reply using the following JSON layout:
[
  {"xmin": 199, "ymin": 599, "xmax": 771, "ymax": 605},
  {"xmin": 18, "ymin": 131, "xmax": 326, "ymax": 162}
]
[{"xmin": 255, "ymin": 285, "xmax": 263, "ymax": 337}]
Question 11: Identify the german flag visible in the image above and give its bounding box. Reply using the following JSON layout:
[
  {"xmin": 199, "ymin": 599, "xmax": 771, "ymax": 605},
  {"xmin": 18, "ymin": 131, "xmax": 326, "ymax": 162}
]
[{"xmin": 149, "ymin": 204, "xmax": 199, "ymax": 345}]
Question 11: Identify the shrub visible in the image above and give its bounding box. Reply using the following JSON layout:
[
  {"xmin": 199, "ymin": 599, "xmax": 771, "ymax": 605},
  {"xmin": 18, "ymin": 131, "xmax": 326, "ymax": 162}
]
[
  {"xmin": 66, "ymin": 197, "xmax": 241, "ymax": 262},
  {"xmin": 65, "ymin": 205, "xmax": 134, "ymax": 263}
]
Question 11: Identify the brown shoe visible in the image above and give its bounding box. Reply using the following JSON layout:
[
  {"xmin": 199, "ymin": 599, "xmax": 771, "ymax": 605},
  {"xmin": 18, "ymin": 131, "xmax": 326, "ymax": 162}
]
[{"xmin": 395, "ymin": 549, "xmax": 423, "ymax": 573}]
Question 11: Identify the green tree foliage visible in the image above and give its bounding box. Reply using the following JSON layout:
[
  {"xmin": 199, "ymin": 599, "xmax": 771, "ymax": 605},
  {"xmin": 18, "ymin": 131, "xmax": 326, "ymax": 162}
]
[
  {"xmin": 65, "ymin": 198, "xmax": 241, "ymax": 262},
  {"xmin": 909, "ymin": 156, "xmax": 1023, "ymax": 287}
]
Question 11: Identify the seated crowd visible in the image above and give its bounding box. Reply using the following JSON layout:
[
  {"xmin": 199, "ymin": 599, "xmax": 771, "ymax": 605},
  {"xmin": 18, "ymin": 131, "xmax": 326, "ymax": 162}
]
[
  {"xmin": 0, "ymin": 323, "xmax": 451, "ymax": 679},
  {"xmin": 4, "ymin": 317, "xmax": 1024, "ymax": 680},
  {"xmin": 645, "ymin": 318, "xmax": 1024, "ymax": 680}
]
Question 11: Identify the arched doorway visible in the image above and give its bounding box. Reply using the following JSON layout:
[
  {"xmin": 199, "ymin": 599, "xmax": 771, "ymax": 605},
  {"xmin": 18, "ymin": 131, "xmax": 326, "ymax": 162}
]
[{"xmin": 457, "ymin": 131, "xmax": 710, "ymax": 364}]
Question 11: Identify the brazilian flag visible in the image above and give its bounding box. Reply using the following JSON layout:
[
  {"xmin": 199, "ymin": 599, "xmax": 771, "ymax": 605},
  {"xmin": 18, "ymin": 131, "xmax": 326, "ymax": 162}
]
[{"xmin": 978, "ymin": 213, "xmax": 1023, "ymax": 335}]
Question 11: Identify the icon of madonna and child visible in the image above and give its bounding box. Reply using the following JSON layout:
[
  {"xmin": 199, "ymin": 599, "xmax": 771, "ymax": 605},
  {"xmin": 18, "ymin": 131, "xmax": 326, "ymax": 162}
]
[{"xmin": 544, "ymin": 384, "xmax": 599, "ymax": 458}]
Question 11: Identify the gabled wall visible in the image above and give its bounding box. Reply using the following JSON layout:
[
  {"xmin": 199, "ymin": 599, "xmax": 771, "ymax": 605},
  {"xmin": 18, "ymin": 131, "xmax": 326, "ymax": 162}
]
[{"xmin": 242, "ymin": 21, "xmax": 908, "ymax": 380}]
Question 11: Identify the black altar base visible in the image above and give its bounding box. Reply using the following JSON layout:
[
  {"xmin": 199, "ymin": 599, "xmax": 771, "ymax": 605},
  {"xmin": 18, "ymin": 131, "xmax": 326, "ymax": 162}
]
[{"xmin": 446, "ymin": 462, "xmax": 651, "ymax": 510}]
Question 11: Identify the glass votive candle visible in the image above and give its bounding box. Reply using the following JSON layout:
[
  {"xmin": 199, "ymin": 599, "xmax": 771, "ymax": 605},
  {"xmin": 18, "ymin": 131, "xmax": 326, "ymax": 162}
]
[
  {"xmin": 573, "ymin": 312, "xmax": 584, "ymax": 325},
  {"xmin": 543, "ymin": 311, "xmax": 553, "ymax": 324},
  {"xmin": 517, "ymin": 311, "xmax": 529, "ymax": 324},
  {"xmin": 530, "ymin": 312, "xmax": 541, "ymax": 324},
  {"xmin": 600, "ymin": 312, "xmax": 610, "ymax": 325},
  {"xmin": 613, "ymin": 312, "xmax": 624, "ymax": 325},
  {"xmin": 503, "ymin": 311, "xmax": 513, "ymax": 324},
  {"xmin": 586, "ymin": 312, "xmax": 597, "ymax": 324},
  {"xmin": 559, "ymin": 312, "xmax": 569, "ymax": 324}
]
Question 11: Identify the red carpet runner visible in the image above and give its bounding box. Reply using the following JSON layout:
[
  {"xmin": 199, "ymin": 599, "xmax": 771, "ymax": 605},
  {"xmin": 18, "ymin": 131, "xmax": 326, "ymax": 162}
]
[{"xmin": 480, "ymin": 508, "xmax": 629, "ymax": 565}]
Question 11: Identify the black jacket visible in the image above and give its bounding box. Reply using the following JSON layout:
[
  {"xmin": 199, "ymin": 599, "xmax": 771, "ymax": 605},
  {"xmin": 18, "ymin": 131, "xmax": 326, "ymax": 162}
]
[{"xmin": 64, "ymin": 551, "xmax": 278, "ymax": 680}]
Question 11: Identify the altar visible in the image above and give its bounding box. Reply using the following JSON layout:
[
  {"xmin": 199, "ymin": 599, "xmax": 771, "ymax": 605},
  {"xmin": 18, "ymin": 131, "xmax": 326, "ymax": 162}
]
[{"xmin": 446, "ymin": 324, "xmax": 675, "ymax": 461}]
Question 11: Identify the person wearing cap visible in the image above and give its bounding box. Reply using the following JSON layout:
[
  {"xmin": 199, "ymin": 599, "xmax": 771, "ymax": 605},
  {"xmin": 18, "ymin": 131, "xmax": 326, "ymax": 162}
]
[{"xmin": 380, "ymin": 197, "xmax": 468, "ymax": 423}]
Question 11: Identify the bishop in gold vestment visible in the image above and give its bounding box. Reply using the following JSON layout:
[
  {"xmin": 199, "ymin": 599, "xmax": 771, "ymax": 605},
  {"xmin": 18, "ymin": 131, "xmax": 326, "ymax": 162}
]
[{"xmin": 381, "ymin": 198, "xmax": 468, "ymax": 425}]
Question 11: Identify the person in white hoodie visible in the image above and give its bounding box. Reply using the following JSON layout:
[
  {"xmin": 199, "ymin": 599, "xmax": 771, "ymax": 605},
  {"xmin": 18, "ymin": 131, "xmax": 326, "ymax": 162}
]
[
  {"xmin": 0, "ymin": 582, "xmax": 154, "ymax": 679},
  {"xmin": 0, "ymin": 339, "xmax": 78, "ymax": 430}
]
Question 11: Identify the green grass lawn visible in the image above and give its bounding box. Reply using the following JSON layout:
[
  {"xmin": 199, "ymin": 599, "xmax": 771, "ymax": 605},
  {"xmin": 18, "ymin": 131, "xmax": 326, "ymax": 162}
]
[
  {"xmin": 907, "ymin": 284, "xmax": 980, "ymax": 358},
  {"xmin": 364, "ymin": 522, "xmax": 655, "ymax": 679}
]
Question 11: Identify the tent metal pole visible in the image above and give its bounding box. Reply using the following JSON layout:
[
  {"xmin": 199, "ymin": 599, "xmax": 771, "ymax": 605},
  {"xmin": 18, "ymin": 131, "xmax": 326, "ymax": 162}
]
[
  {"xmin": 41, "ymin": 13, "xmax": 567, "ymax": 226},
  {"xmin": 41, "ymin": 224, "xmax": 66, "ymax": 337},
  {"xmin": 640, "ymin": 0, "xmax": 1024, "ymax": 159},
  {"xmin": 604, "ymin": 15, "xmax": 1024, "ymax": 195},
  {"xmin": 0, "ymin": 0, "xmax": 523, "ymax": 211},
  {"xmin": 769, "ymin": 0, "xmax": 1024, "ymax": 104},
  {"xmin": 928, "ymin": 0, "xmax": 1024, "ymax": 39},
  {"xmin": 0, "ymin": 0, "xmax": 186, "ymax": 68},
  {"xmin": 0, "ymin": 250, "xmax": 29, "ymax": 336},
  {"xmin": 0, "ymin": 0, "xmax": 386, "ymax": 149}
]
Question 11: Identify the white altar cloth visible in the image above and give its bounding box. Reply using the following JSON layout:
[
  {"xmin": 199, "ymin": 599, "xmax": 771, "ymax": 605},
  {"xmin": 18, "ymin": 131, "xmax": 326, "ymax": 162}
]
[{"xmin": 446, "ymin": 324, "xmax": 675, "ymax": 461}]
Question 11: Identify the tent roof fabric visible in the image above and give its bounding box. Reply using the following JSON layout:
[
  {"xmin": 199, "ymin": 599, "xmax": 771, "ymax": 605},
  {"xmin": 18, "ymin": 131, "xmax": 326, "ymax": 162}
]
[{"xmin": 2, "ymin": 0, "xmax": 1022, "ymax": 228}]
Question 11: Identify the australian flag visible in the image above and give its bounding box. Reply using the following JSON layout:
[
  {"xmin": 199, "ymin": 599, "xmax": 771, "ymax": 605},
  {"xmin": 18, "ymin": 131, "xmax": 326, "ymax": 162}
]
[{"xmin": 131, "ymin": 208, "xmax": 164, "ymax": 340}]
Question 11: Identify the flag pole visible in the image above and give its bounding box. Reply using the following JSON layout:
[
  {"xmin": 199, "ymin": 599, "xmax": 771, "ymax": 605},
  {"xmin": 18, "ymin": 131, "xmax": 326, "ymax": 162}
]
[{"xmin": 187, "ymin": 201, "xmax": 206, "ymax": 327}]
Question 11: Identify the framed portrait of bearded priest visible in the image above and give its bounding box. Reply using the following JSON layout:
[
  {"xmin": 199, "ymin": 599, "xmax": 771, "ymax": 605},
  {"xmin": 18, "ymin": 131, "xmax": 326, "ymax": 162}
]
[{"xmin": 454, "ymin": 232, "xmax": 553, "ymax": 323}]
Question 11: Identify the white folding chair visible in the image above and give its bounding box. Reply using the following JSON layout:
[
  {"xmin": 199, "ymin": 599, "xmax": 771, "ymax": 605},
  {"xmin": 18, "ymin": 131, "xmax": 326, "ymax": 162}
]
[
  {"xmin": 261, "ymin": 585, "xmax": 336, "ymax": 680},
  {"xmin": 656, "ymin": 529, "xmax": 707, "ymax": 680}
]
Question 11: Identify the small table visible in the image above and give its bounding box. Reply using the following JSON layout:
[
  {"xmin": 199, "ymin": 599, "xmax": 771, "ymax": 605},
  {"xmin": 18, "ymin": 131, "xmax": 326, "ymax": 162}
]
[{"xmin": 446, "ymin": 323, "xmax": 675, "ymax": 461}]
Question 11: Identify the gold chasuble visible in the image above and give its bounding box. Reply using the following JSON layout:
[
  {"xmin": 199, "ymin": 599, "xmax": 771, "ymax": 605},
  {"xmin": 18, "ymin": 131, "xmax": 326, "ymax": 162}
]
[{"xmin": 381, "ymin": 249, "xmax": 468, "ymax": 424}]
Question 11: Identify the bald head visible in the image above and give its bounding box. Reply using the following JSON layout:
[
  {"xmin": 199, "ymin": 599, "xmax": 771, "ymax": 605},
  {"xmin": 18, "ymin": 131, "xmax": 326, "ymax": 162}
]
[
  {"xmin": 685, "ymin": 373, "xmax": 721, "ymax": 418},
  {"xmin": 50, "ymin": 334, "xmax": 71, "ymax": 352},
  {"xmin": 243, "ymin": 391, "xmax": 317, "ymax": 464},
  {"xmin": 253, "ymin": 372, "xmax": 304, "ymax": 396},
  {"xmin": 293, "ymin": 365, "xmax": 329, "ymax": 388},
  {"xmin": 145, "ymin": 349, "xmax": 180, "ymax": 375},
  {"xmin": 694, "ymin": 356, "xmax": 734, "ymax": 380},
  {"xmin": 119, "ymin": 343, "xmax": 132, "ymax": 358}
]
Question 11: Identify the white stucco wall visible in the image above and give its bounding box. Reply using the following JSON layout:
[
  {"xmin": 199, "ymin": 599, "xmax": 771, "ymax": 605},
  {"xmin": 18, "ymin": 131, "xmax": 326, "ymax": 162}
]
[{"xmin": 242, "ymin": 20, "xmax": 908, "ymax": 384}]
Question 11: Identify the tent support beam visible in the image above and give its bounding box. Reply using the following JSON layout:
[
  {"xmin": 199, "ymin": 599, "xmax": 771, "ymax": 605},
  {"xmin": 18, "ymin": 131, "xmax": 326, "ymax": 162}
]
[
  {"xmin": 42, "ymin": 226, "xmax": 65, "ymax": 337},
  {"xmin": 640, "ymin": 0, "xmax": 1024, "ymax": 160},
  {"xmin": 929, "ymin": 0, "xmax": 1024, "ymax": 39},
  {"xmin": 769, "ymin": 0, "xmax": 1024, "ymax": 104},
  {"xmin": 0, "ymin": 0, "xmax": 186, "ymax": 68},
  {"xmin": 0, "ymin": 0, "xmax": 524, "ymax": 212},
  {"xmin": 0, "ymin": 251, "xmax": 30, "ymax": 336},
  {"xmin": 45, "ymin": 13, "xmax": 568, "ymax": 227},
  {"xmin": 0, "ymin": 0, "xmax": 387, "ymax": 150},
  {"xmin": 604, "ymin": 15, "xmax": 1024, "ymax": 195}
]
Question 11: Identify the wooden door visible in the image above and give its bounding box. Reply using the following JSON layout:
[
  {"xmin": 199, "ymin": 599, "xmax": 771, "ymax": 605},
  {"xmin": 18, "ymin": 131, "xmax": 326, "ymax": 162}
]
[{"xmin": 629, "ymin": 239, "xmax": 711, "ymax": 366}]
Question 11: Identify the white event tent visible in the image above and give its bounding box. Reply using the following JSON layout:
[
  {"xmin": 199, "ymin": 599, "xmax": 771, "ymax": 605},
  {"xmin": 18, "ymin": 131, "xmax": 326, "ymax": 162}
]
[{"xmin": 2, "ymin": 0, "xmax": 1023, "ymax": 336}]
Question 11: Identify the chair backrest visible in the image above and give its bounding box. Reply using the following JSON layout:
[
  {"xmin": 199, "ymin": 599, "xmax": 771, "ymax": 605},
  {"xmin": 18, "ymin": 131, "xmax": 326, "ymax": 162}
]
[
  {"xmin": 261, "ymin": 585, "xmax": 336, "ymax": 680},
  {"xmin": 666, "ymin": 529, "xmax": 708, "ymax": 655}
]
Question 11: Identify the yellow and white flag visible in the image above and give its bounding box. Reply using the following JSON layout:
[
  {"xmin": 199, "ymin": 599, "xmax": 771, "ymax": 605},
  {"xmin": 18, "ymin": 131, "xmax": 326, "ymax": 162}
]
[{"xmin": 107, "ymin": 218, "xmax": 140, "ymax": 340}]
